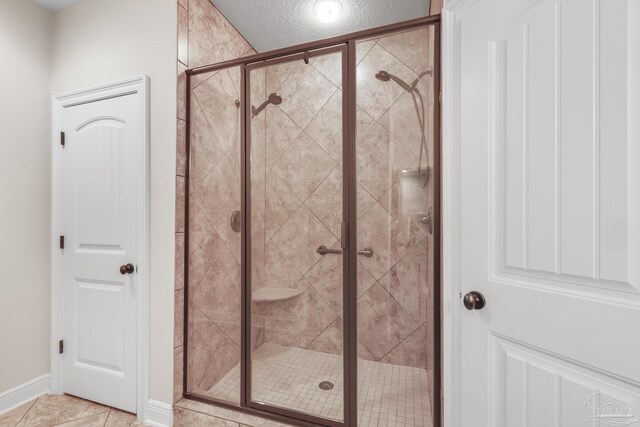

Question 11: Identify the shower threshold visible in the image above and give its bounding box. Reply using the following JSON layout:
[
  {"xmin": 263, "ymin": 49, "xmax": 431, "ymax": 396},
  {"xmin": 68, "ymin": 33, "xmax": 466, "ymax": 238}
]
[{"xmin": 205, "ymin": 343, "xmax": 433, "ymax": 427}]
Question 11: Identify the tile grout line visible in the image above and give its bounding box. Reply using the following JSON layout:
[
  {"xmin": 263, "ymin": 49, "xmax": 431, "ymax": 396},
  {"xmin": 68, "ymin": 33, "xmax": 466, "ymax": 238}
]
[
  {"xmin": 13, "ymin": 396, "xmax": 38, "ymax": 426},
  {"xmin": 47, "ymin": 407, "xmax": 111, "ymax": 427},
  {"xmin": 101, "ymin": 409, "xmax": 111, "ymax": 427}
]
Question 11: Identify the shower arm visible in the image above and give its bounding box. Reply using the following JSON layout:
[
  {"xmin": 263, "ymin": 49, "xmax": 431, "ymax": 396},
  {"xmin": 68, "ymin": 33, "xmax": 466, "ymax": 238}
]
[
  {"xmin": 251, "ymin": 99, "xmax": 270, "ymax": 117},
  {"xmin": 251, "ymin": 93, "xmax": 282, "ymax": 118}
]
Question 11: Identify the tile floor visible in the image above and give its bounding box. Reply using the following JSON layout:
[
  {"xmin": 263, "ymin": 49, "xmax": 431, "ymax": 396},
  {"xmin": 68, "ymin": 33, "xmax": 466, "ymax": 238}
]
[
  {"xmin": 0, "ymin": 394, "xmax": 142, "ymax": 427},
  {"xmin": 205, "ymin": 343, "xmax": 432, "ymax": 427},
  {"xmin": 1, "ymin": 345, "xmax": 431, "ymax": 427},
  {"xmin": 173, "ymin": 401, "xmax": 294, "ymax": 426}
]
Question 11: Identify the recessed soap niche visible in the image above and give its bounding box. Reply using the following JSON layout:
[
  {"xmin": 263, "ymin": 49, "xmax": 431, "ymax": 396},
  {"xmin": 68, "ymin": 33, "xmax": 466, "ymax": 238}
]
[{"xmin": 401, "ymin": 167, "xmax": 433, "ymax": 234}]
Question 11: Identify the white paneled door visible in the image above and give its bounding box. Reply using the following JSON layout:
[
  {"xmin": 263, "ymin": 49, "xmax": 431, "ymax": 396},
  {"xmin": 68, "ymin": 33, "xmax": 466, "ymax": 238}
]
[
  {"xmin": 449, "ymin": 0, "xmax": 640, "ymax": 425},
  {"xmin": 59, "ymin": 92, "xmax": 141, "ymax": 413}
]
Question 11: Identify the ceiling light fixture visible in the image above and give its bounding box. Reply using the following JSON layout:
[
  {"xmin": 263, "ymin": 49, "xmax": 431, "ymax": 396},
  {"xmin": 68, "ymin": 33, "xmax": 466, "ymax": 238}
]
[{"xmin": 315, "ymin": 0, "xmax": 343, "ymax": 24}]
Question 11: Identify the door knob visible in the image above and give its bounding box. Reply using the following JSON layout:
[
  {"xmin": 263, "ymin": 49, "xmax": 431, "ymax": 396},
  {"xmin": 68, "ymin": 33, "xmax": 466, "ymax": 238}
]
[
  {"xmin": 120, "ymin": 263, "xmax": 135, "ymax": 275},
  {"xmin": 463, "ymin": 291, "xmax": 486, "ymax": 310}
]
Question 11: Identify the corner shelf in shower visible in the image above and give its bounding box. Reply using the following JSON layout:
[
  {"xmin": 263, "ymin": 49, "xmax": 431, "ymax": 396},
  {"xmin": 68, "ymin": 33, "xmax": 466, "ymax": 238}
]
[{"xmin": 252, "ymin": 287, "xmax": 304, "ymax": 303}]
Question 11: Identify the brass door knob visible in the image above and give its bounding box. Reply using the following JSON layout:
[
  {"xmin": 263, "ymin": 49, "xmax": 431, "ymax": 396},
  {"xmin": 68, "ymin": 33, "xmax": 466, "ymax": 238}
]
[
  {"xmin": 120, "ymin": 263, "xmax": 135, "ymax": 275},
  {"xmin": 463, "ymin": 291, "xmax": 486, "ymax": 310}
]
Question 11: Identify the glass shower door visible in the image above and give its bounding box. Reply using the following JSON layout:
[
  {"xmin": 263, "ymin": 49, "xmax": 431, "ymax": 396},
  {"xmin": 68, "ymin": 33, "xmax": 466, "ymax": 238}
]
[
  {"xmin": 354, "ymin": 26, "xmax": 437, "ymax": 427},
  {"xmin": 245, "ymin": 45, "xmax": 349, "ymax": 425}
]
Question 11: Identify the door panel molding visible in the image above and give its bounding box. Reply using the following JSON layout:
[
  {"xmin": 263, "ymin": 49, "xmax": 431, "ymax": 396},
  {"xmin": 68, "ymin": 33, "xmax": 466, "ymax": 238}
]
[
  {"xmin": 488, "ymin": 0, "xmax": 640, "ymax": 296},
  {"xmin": 489, "ymin": 332, "xmax": 640, "ymax": 427},
  {"xmin": 51, "ymin": 76, "xmax": 150, "ymax": 419}
]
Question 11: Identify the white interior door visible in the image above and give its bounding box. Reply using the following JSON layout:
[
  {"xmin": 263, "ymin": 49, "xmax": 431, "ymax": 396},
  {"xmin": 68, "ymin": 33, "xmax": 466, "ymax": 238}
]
[
  {"xmin": 59, "ymin": 92, "xmax": 141, "ymax": 413},
  {"xmin": 449, "ymin": 0, "xmax": 640, "ymax": 425}
]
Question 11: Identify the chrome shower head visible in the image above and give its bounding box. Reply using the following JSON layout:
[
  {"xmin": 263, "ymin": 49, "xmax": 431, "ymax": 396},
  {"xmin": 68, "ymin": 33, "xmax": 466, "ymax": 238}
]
[{"xmin": 375, "ymin": 70, "xmax": 391, "ymax": 82}]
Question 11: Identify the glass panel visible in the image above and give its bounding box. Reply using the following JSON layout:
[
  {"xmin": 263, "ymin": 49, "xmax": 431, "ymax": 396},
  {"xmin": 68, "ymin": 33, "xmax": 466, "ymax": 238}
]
[
  {"xmin": 249, "ymin": 48, "xmax": 346, "ymax": 423},
  {"xmin": 186, "ymin": 66, "xmax": 242, "ymax": 404},
  {"xmin": 355, "ymin": 26, "xmax": 437, "ymax": 427}
]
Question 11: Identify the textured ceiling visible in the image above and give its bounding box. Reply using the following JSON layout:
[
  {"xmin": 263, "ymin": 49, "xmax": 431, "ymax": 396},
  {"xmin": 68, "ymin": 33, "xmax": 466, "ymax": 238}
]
[
  {"xmin": 211, "ymin": 0, "xmax": 430, "ymax": 52},
  {"xmin": 32, "ymin": 0, "xmax": 86, "ymax": 13}
]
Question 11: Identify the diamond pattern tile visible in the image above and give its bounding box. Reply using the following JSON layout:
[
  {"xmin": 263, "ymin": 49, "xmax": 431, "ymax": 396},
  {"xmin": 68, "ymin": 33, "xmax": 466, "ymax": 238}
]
[
  {"xmin": 191, "ymin": 237, "xmax": 241, "ymax": 345},
  {"xmin": 188, "ymin": 0, "xmax": 223, "ymax": 69},
  {"xmin": 265, "ymin": 60, "xmax": 298, "ymax": 94},
  {"xmin": 381, "ymin": 323, "xmax": 428, "ymax": 369},
  {"xmin": 262, "ymin": 237, "xmax": 303, "ymax": 289},
  {"xmin": 193, "ymin": 71, "xmax": 240, "ymax": 157},
  {"xmin": 192, "ymin": 153, "xmax": 241, "ymax": 262},
  {"xmin": 356, "ymin": 43, "xmax": 418, "ymax": 120},
  {"xmin": 377, "ymin": 27, "xmax": 432, "ymax": 75},
  {"xmin": 357, "ymin": 202, "xmax": 393, "ymax": 280},
  {"xmin": 356, "ymin": 123, "xmax": 417, "ymax": 200},
  {"xmin": 277, "ymin": 63, "xmax": 338, "ymax": 128},
  {"xmin": 357, "ymin": 283, "xmax": 419, "ymax": 360},
  {"xmin": 271, "ymin": 204, "xmax": 336, "ymax": 274},
  {"xmin": 303, "ymin": 164, "xmax": 380, "ymax": 242},
  {"xmin": 380, "ymin": 244, "xmax": 430, "ymax": 324},
  {"xmin": 189, "ymin": 98, "xmax": 224, "ymax": 191},
  {"xmin": 188, "ymin": 303, "xmax": 233, "ymax": 392},
  {"xmin": 188, "ymin": 198, "xmax": 219, "ymax": 288},
  {"xmin": 304, "ymin": 90, "xmax": 375, "ymax": 164},
  {"xmin": 265, "ymin": 167, "xmax": 303, "ymax": 237},
  {"xmin": 310, "ymin": 51, "xmax": 343, "ymax": 87},
  {"xmin": 270, "ymin": 131, "xmax": 337, "ymax": 201},
  {"xmin": 263, "ymin": 106, "xmax": 303, "ymax": 167},
  {"xmin": 305, "ymin": 240, "xmax": 375, "ymax": 314},
  {"xmin": 304, "ymin": 166, "xmax": 343, "ymax": 238}
]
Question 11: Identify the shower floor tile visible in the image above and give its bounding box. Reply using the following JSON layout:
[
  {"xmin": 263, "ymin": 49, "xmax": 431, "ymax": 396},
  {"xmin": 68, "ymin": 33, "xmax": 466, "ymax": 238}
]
[{"xmin": 207, "ymin": 342, "xmax": 432, "ymax": 427}]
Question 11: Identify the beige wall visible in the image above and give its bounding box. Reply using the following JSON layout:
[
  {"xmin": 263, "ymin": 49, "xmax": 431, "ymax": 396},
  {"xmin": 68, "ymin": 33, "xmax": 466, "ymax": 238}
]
[
  {"xmin": 0, "ymin": 0, "xmax": 52, "ymax": 394},
  {"xmin": 0, "ymin": 0, "xmax": 178, "ymax": 404},
  {"xmin": 51, "ymin": 0, "xmax": 177, "ymax": 404}
]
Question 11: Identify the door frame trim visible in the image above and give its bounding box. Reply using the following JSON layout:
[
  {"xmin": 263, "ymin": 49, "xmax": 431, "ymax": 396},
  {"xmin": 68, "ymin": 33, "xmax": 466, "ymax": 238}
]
[
  {"xmin": 442, "ymin": 1, "xmax": 478, "ymax": 426},
  {"xmin": 50, "ymin": 75, "xmax": 150, "ymax": 420}
]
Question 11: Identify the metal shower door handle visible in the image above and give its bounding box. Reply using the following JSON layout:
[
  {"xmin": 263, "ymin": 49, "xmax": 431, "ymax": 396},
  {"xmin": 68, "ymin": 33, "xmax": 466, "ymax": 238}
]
[
  {"xmin": 317, "ymin": 246, "xmax": 374, "ymax": 257},
  {"xmin": 317, "ymin": 245, "xmax": 342, "ymax": 255},
  {"xmin": 358, "ymin": 247, "xmax": 374, "ymax": 257}
]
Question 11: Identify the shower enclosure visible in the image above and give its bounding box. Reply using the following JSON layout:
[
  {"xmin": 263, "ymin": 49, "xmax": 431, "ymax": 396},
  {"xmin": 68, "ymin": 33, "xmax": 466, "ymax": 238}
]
[{"xmin": 182, "ymin": 15, "xmax": 440, "ymax": 427}]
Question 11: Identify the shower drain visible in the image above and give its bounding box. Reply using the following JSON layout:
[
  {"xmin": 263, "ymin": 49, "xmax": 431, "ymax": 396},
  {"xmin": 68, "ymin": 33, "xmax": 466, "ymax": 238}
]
[{"xmin": 318, "ymin": 381, "xmax": 334, "ymax": 391}]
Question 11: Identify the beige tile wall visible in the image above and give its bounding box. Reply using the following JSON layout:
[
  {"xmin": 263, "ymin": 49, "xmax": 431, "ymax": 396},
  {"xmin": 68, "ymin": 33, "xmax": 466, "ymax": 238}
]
[
  {"xmin": 252, "ymin": 29, "xmax": 436, "ymax": 371},
  {"xmin": 174, "ymin": 0, "xmax": 255, "ymax": 402}
]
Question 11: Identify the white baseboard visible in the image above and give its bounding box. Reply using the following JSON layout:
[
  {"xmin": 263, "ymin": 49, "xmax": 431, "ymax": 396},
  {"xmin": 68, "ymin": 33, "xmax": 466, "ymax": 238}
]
[
  {"xmin": 0, "ymin": 374, "xmax": 51, "ymax": 415},
  {"xmin": 145, "ymin": 399, "xmax": 173, "ymax": 427},
  {"xmin": 0, "ymin": 377, "xmax": 171, "ymax": 427}
]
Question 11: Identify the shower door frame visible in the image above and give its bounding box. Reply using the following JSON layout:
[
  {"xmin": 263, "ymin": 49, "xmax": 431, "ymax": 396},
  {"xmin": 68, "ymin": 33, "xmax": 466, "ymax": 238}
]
[
  {"xmin": 183, "ymin": 14, "xmax": 442, "ymax": 427},
  {"xmin": 243, "ymin": 44, "xmax": 352, "ymax": 427}
]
